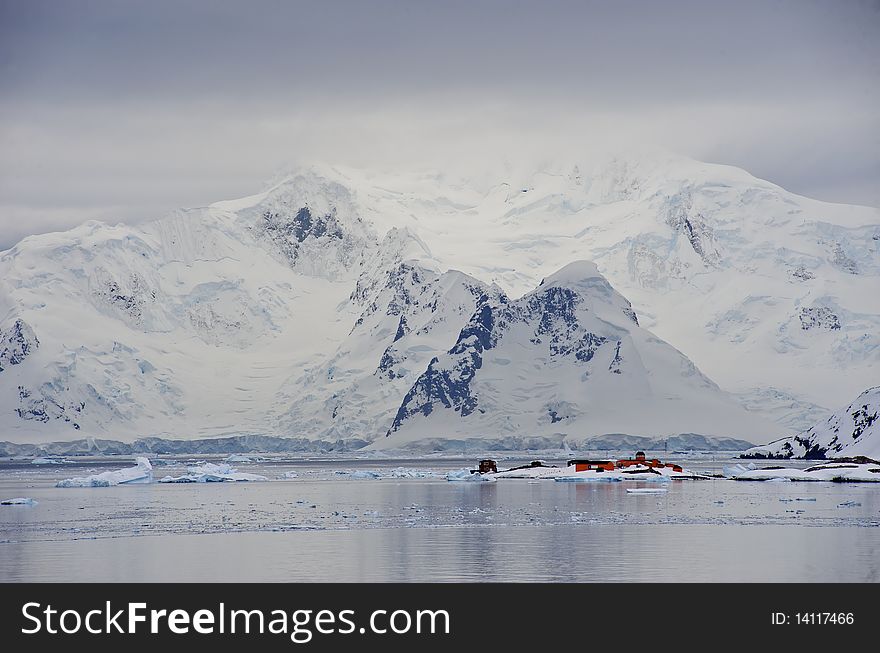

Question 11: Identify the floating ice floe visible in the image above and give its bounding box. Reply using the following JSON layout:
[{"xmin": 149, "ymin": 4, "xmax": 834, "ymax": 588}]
[
  {"xmin": 1, "ymin": 497, "xmax": 38, "ymax": 505},
  {"xmin": 56, "ymin": 457, "xmax": 153, "ymax": 487},
  {"xmin": 838, "ymin": 501, "xmax": 862, "ymax": 508},
  {"xmin": 334, "ymin": 470, "xmax": 382, "ymax": 480},
  {"xmin": 279, "ymin": 471, "xmax": 299, "ymax": 479},
  {"xmin": 158, "ymin": 462, "xmax": 267, "ymax": 483},
  {"xmin": 626, "ymin": 488, "xmax": 669, "ymax": 494},
  {"xmin": 224, "ymin": 454, "xmax": 265, "ymax": 463},
  {"xmin": 331, "ymin": 467, "xmax": 441, "ymax": 480},
  {"xmin": 727, "ymin": 458, "xmax": 880, "ymax": 483},
  {"xmin": 446, "ymin": 468, "xmax": 496, "ymax": 482},
  {"xmin": 381, "ymin": 467, "xmax": 441, "ymax": 479},
  {"xmin": 31, "ymin": 457, "xmax": 69, "ymax": 465}
]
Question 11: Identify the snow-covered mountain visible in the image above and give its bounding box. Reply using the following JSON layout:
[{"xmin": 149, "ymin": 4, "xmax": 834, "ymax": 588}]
[
  {"xmin": 377, "ymin": 260, "xmax": 778, "ymax": 449},
  {"xmin": 742, "ymin": 387, "xmax": 880, "ymax": 459},
  {"xmin": 1, "ymin": 152, "xmax": 877, "ymax": 448},
  {"xmin": 303, "ymin": 154, "xmax": 879, "ymax": 429}
]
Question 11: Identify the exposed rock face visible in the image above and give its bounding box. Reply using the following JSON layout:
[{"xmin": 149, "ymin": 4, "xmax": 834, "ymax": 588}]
[
  {"xmin": 798, "ymin": 306, "xmax": 841, "ymax": 331},
  {"xmin": 0, "ymin": 320, "xmax": 38, "ymax": 372}
]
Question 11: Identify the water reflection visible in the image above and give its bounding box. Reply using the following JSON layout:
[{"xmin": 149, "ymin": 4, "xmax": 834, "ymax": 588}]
[{"xmin": 2, "ymin": 524, "xmax": 879, "ymax": 582}]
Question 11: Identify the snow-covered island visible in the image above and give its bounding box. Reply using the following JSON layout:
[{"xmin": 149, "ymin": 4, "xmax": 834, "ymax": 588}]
[
  {"xmin": 725, "ymin": 458, "xmax": 880, "ymax": 483},
  {"xmin": 450, "ymin": 453, "xmax": 709, "ymax": 483},
  {"xmin": 742, "ymin": 387, "xmax": 879, "ymax": 460}
]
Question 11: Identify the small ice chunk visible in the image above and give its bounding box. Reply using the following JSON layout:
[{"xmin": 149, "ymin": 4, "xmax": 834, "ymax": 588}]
[
  {"xmin": 626, "ymin": 488, "xmax": 668, "ymax": 494},
  {"xmin": 382, "ymin": 467, "xmax": 441, "ymax": 478},
  {"xmin": 224, "ymin": 454, "xmax": 253, "ymax": 463},
  {"xmin": 346, "ymin": 470, "xmax": 382, "ymax": 480},
  {"xmin": 837, "ymin": 500, "xmax": 861, "ymax": 508},
  {"xmin": 794, "ymin": 497, "xmax": 817, "ymax": 502},
  {"xmin": 280, "ymin": 471, "xmax": 299, "ymax": 479},
  {"xmin": 1, "ymin": 497, "xmax": 38, "ymax": 505},
  {"xmin": 446, "ymin": 468, "xmax": 495, "ymax": 482}
]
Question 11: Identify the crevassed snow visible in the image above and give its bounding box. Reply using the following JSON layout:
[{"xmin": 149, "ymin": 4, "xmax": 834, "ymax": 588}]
[{"xmin": 56, "ymin": 457, "xmax": 153, "ymax": 487}]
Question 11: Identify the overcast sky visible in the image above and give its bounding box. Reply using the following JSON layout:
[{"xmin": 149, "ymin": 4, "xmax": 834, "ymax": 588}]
[{"xmin": 1, "ymin": 0, "xmax": 878, "ymax": 249}]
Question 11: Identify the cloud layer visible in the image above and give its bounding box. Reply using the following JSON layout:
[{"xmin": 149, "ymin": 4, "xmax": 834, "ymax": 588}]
[{"xmin": 1, "ymin": 0, "xmax": 878, "ymax": 248}]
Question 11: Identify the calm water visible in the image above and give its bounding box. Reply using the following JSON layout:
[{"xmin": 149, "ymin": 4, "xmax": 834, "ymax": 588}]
[{"xmin": 1, "ymin": 454, "xmax": 879, "ymax": 582}]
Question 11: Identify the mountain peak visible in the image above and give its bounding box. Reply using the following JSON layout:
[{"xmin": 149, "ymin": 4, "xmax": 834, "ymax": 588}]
[{"xmin": 539, "ymin": 260, "xmax": 603, "ymax": 288}]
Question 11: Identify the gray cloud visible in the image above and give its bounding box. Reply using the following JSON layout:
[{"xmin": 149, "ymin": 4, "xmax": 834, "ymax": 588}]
[{"xmin": 1, "ymin": 0, "xmax": 878, "ymax": 248}]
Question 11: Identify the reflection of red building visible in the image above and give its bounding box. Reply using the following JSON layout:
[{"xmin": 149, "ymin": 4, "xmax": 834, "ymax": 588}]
[{"xmin": 567, "ymin": 451, "xmax": 683, "ymax": 473}]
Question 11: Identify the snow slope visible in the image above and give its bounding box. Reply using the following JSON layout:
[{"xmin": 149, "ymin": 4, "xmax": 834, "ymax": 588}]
[
  {"xmin": 0, "ymin": 172, "xmax": 371, "ymax": 442},
  {"xmin": 742, "ymin": 387, "xmax": 880, "ymax": 459},
  {"xmin": 1, "ymin": 152, "xmax": 876, "ymax": 447}
]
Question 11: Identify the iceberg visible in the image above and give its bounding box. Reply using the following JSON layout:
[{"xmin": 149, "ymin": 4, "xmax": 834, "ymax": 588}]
[
  {"xmin": 158, "ymin": 462, "xmax": 267, "ymax": 483},
  {"xmin": 224, "ymin": 454, "xmax": 264, "ymax": 463},
  {"xmin": 56, "ymin": 457, "xmax": 153, "ymax": 487},
  {"xmin": 1, "ymin": 497, "xmax": 38, "ymax": 505},
  {"xmin": 722, "ymin": 463, "xmax": 756, "ymax": 478}
]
